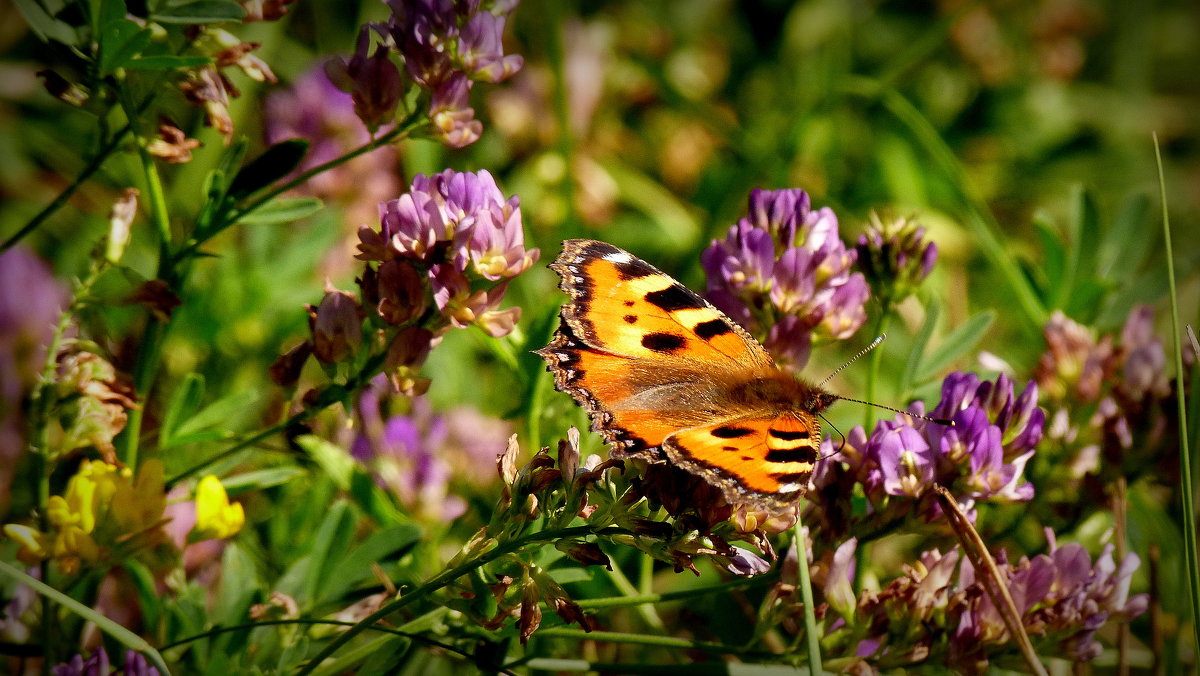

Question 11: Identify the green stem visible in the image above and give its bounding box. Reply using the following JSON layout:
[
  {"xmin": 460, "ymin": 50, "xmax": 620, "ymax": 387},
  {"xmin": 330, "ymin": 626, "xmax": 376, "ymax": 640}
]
[
  {"xmin": 1154, "ymin": 133, "xmax": 1200, "ymax": 658},
  {"xmin": 603, "ymin": 552, "xmax": 666, "ymax": 633},
  {"xmin": 793, "ymin": 504, "xmax": 823, "ymax": 673},
  {"xmin": 529, "ymin": 628, "xmax": 760, "ymax": 656},
  {"xmin": 165, "ymin": 413, "xmax": 300, "ymax": 488},
  {"xmin": 0, "ymin": 125, "xmax": 132, "ymax": 253},
  {"xmin": 118, "ymin": 120, "xmax": 176, "ymax": 468},
  {"xmin": 864, "ymin": 311, "xmax": 892, "ymax": 430},
  {"xmin": 296, "ymin": 525, "xmax": 631, "ymax": 676},
  {"xmin": 175, "ymin": 115, "xmax": 422, "ymax": 263},
  {"xmin": 575, "ymin": 576, "xmax": 772, "ymax": 608}
]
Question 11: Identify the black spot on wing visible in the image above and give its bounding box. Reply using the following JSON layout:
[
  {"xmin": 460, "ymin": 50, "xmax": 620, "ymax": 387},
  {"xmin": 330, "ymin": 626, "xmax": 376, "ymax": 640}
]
[
  {"xmin": 770, "ymin": 471, "xmax": 809, "ymax": 485},
  {"xmin": 764, "ymin": 448, "xmax": 816, "ymax": 464},
  {"xmin": 694, "ymin": 319, "xmax": 732, "ymax": 340},
  {"xmin": 614, "ymin": 259, "xmax": 656, "ymax": 280},
  {"xmin": 623, "ymin": 300, "xmax": 635, "ymax": 307},
  {"xmin": 644, "ymin": 284, "xmax": 706, "ymax": 312},
  {"xmin": 769, "ymin": 428, "xmax": 810, "ymax": 441},
  {"xmin": 711, "ymin": 426, "xmax": 753, "ymax": 439},
  {"xmin": 623, "ymin": 315, "xmax": 638, "ymax": 324},
  {"xmin": 641, "ymin": 332, "xmax": 686, "ymax": 353}
]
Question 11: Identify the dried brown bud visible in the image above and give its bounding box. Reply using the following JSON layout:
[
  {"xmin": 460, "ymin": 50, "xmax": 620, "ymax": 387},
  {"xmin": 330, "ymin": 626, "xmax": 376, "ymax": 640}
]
[
  {"xmin": 554, "ymin": 540, "xmax": 611, "ymax": 570},
  {"xmin": 269, "ymin": 341, "xmax": 313, "ymax": 388},
  {"xmin": 147, "ymin": 119, "xmax": 201, "ymax": 164},
  {"xmin": 128, "ymin": 280, "xmax": 182, "ymax": 322}
]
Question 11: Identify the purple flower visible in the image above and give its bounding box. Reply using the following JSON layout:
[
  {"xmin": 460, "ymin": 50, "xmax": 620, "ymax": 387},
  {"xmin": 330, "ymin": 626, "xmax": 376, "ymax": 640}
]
[
  {"xmin": 353, "ymin": 385, "xmax": 512, "ymax": 520},
  {"xmin": 459, "ymin": 10, "xmax": 524, "ymax": 83},
  {"xmin": 359, "ymin": 170, "xmax": 535, "ymax": 338},
  {"xmin": 703, "ymin": 188, "xmax": 868, "ymax": 368},
  {"xmin": 855, "ymin": 213, "xmax": 938, "ymax": 307},
  {"xmin": 429, "ymin": 73, "xmax": 483, "ymax": 147},
  {"xmin": 1117, "ymin": 305, "xmax": 1168, "ymax": 401},
  {"xmin": 874, "ymin": 423, "xmax": 934, "ymax": 498},
  {"xmin": 308, "ymin": 283, "xmax": 363, "ymax": 364},
  {"xmin": 824, "ymin": 537, "xmax": 858, "ymax": 619},
  {"xmin": 722, "ymin": 546, "xmax": 772, "ymax": 577},
  {"xmin": 371, "ymin": 0, "xmax": 523, "ymax": 146},
  {"xmin": 1035, "ymin": 311, "xmax": 1114, "ymax": 402},
  {"xmin": 51, "ymin": 647, "xmax": 159, "ymax": 676},
  {"xmin": 839, "ymin": 371, "xmax": 1043, "ymax": 510},
  {"xmin": 325, "ymin": 27, "xmax": 405, "ymax": 131}
]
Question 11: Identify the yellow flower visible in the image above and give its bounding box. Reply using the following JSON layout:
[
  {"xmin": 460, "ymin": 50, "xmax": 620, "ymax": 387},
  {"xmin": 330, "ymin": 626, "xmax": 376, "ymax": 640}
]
[
  {"xmin": 111, "ymin": 459, "xmax": 166, "ymax": 534},
  {"xmin": 191, "ymin": 475, "xmax": 244, "ymax": 541},
  {"xmin": 3, "ymin": 524, "xmax": 47, "ymax": 564}
]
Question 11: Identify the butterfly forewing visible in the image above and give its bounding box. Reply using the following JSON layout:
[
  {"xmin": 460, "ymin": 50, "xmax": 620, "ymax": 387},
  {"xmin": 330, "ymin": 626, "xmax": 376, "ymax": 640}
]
[{"xmin": 551, "ymin": 239, "xmax": 773, "ymax": 369}]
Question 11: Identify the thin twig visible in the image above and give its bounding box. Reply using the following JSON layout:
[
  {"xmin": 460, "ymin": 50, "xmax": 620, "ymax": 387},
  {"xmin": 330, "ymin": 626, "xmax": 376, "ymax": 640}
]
[{"xmin": 932, "ymin": 486, "xmax": 1048, "ymax": 676}]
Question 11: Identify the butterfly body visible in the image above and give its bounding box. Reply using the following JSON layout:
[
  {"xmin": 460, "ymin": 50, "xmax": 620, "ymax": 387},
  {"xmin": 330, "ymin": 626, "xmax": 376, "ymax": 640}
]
[{"xmin": 537, "ymin": 239, "xmax": 835, "ymax": 512}]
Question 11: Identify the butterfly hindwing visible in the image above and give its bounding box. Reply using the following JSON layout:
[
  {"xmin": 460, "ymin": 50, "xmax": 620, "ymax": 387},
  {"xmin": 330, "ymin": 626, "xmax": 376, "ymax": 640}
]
[{"xmin": 662, "ymin": 411, "xmax": 821, "ymax": 511}]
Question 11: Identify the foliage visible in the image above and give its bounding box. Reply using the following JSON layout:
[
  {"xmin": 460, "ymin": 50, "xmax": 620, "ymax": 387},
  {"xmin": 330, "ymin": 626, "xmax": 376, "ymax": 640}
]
[{"xmin": 1, "ymin": 0, "xmax": 1197, "ymax": 673}]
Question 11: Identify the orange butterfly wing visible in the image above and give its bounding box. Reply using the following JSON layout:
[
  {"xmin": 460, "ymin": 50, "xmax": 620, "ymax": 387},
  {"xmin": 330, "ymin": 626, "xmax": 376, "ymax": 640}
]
[
  {"xmin": 662, "ymin": 412, "xmax": 821, "ymax": 511},
  {"xmin": 537, "ymin": 239, "xmax": 832, "ymax": 511}
]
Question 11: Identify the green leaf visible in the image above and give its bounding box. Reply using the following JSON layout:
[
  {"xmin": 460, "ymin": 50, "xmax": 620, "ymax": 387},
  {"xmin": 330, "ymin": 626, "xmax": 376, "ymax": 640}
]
[
  {"xmin": 915, "ymin": 310, "xmax": 996, "ymax": 383},
  {"xmin": 319, "ymin": 525, "xmax": 422, "ymax": 603},
  {"xmin": 298, "ymin": 435, "xmax": 355, "ymax": 490},
  {"xmin": 899, "ymin": 298, "xmax": 940, "ymax": 399},
  {"xmin": 221, "ymin": 466, "xmax": 307, "ymax": 495},
  {"xmin": 151, "ymin": 0, "xmax": 246, "ymax": 24},
  {"xmin": 160, "ymin": 372, "xmax": 205, "ymax": 450},
  {"xmin": 213, "ymin": 542, "xmax": 259, "ymax": 627},
  {"xmin": 99, "ymin": 18, "xmax": 151, "ymax": 75},
  {"xmin": 1100, "ymin": 192, "xmax": 1152, "ymax": 280},
  {"xmin": 348, "ymin": 470, "xmax": 405, "ymax": 526},
  {"xmin": 162, "ymin": 388, "xmax": 259, "ymax": 448},
  {"xmin": 97, "ymin": 0, "xmax": 124, "ymax": 33},
  {"xmin": 1071, "ymin": 185, "xmax": 1102, "ymax": 292},
  {"xmin": 13, "ymin": 0, "xmax": 79, "ymax": 44},
  {"xmin": 228, "ymin": 139, "xmax": 309, "ymax": 198},
  {"xmin": 1032, "ymin": 213, "xmax": 1064, "ymax": 305},
  {"xmin": 123, "ymin": 55, "xmax": 213, "ymax": 69},
  {"xmin": 238, "ymin": 197, "xmax": 324, "ymax": 225},
  {"xmin": 303, "ymin": 500, "xmax": 356, "ymax": 606},
  {"xmin": 0, "ymin": 561, "xmax": 172, "ymax": 675}
]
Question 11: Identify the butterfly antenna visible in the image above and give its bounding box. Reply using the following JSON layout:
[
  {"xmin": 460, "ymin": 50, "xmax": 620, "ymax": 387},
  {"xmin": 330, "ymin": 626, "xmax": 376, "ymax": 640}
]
[
  {"xmin": 834, "ymin": 395, "xmax": 955, "ymax": 427},
  {"xmin": 818, "ymin": 334, "xmax": 887, "ymax": 387}
]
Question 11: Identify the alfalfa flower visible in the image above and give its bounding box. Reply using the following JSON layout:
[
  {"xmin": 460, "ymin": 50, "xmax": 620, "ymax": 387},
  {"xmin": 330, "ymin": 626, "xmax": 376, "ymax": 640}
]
[
  {"xmin": 329, "ymin": 0, "xmax": 525, "ymax": 146},
  {"xmin": 855, "ymin": 212, "xmax": 937, "ymax": 308},
  {"xmin": 190, "ymin": 475, "xmax": 245, "ymax": 541},
  {"xmin": 703, "ymin": 188, "xmax": 869, "ymax": 367}
]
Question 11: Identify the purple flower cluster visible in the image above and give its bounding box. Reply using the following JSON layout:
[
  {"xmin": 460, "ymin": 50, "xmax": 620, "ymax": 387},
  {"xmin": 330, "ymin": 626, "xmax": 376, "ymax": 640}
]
[
  {"xmin": 702, "ymin": 188, "xmax": 869, "ymax": 367},
  {"xmin": 52, "ymin": 648, "xmax": 158, "ymax": 676},
  {"xmin": 359, "ymin": 168, "xmax": 538, "ymax": 336},
  {"xmin": 855, "ymin": 213, "xmax": 937, "ymax": 308},
  {"xmin": 353, "ymin": 385, "xmax": 511, "ymax": 521},
  {"xmin": 822, "ymin": 534, "xmax": 1147, "ymax": 671},
  {"xmin": 819, "ymin": 372, "xmax": 1044, "ymax": 515},
  {"xmin": 956, "ymin": 533, "xmax": 1149, "ymax": 662},
  {"xmin": 328, "ymin": 0, "xmax": 523, "ymax": 145},
  {"xmin": 274, "ymin": 170, "xmax": 535, "ymax": 396}
]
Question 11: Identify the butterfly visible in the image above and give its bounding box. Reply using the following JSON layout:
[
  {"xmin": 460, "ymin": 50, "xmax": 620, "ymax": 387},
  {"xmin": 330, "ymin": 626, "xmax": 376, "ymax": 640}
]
[{"xmin": 536, "ymin": 239, "xmax": 839, "ymax": 513}]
